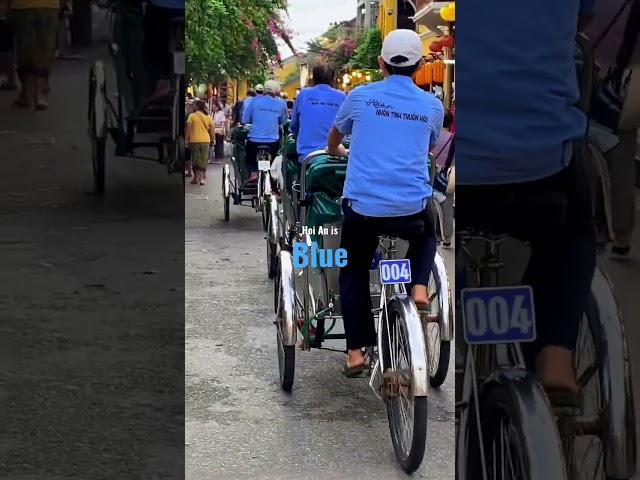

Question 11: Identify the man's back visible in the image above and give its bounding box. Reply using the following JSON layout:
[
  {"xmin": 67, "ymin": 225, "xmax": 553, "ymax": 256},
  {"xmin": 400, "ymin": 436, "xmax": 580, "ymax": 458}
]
[
  {"xmin": 334, "ymin": 76, "xmax": 443, "ymax": 216},
  {"xmin": 291, "ymin": 84, "xmax": 346, "ymax": 161},
  {"xmin": 243, "ymin": 95, "xmax": 286, "ymax": 143},
  {"xmin": 456, "ymin": 0, "xmax": 588, "ymax": 184}
]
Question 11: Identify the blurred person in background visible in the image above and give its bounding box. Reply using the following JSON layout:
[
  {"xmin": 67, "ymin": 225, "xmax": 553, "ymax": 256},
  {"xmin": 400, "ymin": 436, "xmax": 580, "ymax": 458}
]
[
  {"xmin": 432, "ymin": 109, "xmax": 455, "ymax": 247},
  {"xmin": 239, "ymin": 88, "xmax": 256, "ymax": 122},
  {"xmin": 184, "ymin": 98, "xmax": 196, "ymax": 177},
  {"xmin": 212, "ymin": 102, "xmax": 226, "ymax": 163},
  {"xmin": 8, "ymin": 0, "xmax": 59, "ymax": 110},
  {"xmin": 0, "ymin": 0, "xmax": 17, "ymax": 90},
  {"xmin": 584, "ymin": 0, "xmax": 640, "ymax": 256},
  {"xmin": 186, "ymin": 99, "xmax": 214, "ymax": 186},
  {"xmin": 290, "ymin": 63, "xmax": 345, "ymax": 163},
  {"xmin": 241, "ymin": 79, "xmax": 287, "ymax": 183}
]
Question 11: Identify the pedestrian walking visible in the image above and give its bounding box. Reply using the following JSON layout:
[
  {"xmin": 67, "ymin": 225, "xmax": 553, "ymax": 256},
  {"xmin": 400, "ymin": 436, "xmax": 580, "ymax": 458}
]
[
  {"xmin": 184, "ymin": 98, "xmax": 195, "ymax": 177},
  {"xmin": 0, "ymin": 0, "xmax": 17, "ymax": 90},
  {"xmin": 8, "ymin": 0, "xmax": 59, "ymax": 110},
  {"xmin": 212, "ymin": 103, "xmax": 226, "ymax": 162},
  {"xmin": 186, "ymin": 99, "xmax": 214, "ymax": 186}
]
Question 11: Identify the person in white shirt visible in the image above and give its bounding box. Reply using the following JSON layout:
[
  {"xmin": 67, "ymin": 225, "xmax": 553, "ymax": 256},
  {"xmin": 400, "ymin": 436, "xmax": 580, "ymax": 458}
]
[{"xmin": 212, "ymin": 103, "xmax": 227, "ymax": 162}]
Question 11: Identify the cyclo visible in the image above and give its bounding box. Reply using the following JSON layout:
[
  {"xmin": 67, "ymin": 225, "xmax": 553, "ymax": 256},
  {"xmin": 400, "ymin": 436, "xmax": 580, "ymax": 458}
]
[
  {"xmin": 88, "ymin": 0, "xmax": 185, "ymax": 195},
  {"xmin": 272, "ymin": 142, "xmax": 454, "ymax": 473},
  {"xmin": 455, "ymin": 34, "xmax": 636, "ymax": 479},
  {"xmin": 222, "ymin": 122, "xmax": 287, "ymax": 251}
]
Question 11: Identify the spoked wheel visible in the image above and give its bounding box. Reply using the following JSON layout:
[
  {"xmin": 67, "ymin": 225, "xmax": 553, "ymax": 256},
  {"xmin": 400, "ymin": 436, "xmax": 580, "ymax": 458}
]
[
  {"xmin": 275, "ymin": 257, "xmax": 295, "ymax": 392},
  {"xmin": 91, "ymin": 135, "xmax": 106, "ymax": 195},
  {"xmin": 563, "ymin": 296, "xmax": 624, "ymax": 480},
  {"xmin": 261, "ymin": 194, "xmax": 269, "ymax": 231},
  {"xmin": 222, "ymin": 164, "xmax": 230, "ymax": 221},
  {"xmin": 467, "ymin": 383, "xmax": 545, "ymax": 480},
  {"xmin": 273, "ymin": 255, "xmax": 280, "ymax": 314},
  {"xmin": 266, "ymin": 212, "xmax": 277, "ymax": 279},
  {"xmin": 88, "ymin": 61, "xmax": 107, "ymax": 195},
  {"xmin": 424, "ymin": 263, "xmax": 450, "ymax": 388},
  {"xmin": 381, "ymin": 300, "xmax": 428, "ymax": 474}
]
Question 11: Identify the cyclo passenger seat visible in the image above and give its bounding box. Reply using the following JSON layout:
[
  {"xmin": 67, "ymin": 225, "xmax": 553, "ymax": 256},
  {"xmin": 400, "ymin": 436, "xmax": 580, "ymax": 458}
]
[{"xmin": 302, "ymin": 153, "xmax": 348, "ymax": 237}]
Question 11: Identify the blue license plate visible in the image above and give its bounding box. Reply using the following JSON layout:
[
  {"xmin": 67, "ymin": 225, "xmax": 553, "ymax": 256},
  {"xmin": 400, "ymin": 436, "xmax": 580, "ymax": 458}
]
[
  {"xmin": 461, "ymin": 286, "xmax": 536, "ymax": 344},
  {"xmin": 379, "ymin": 259, "xmax": 411, "ymax": 284}
]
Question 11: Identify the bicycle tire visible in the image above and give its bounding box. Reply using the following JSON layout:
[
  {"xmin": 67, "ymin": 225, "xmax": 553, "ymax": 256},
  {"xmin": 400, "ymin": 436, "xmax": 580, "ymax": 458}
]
[
  {"xmin": 382, "ymin": 300, "xmax": 428, "ymax": 474},
  {"xmin": 466, "ymin": 381, "xmax": 565, "ymax": 480},
  {"xmin": 427, "ymin": 263, "xmax": 450, "ymax": 388},
  {"xmin": 266, "ymin": 213, "xmax": 277, "ymax": 279},
  {"xmin": 565, "ymin": 292, "xmax": 635, "ymax": 479}
]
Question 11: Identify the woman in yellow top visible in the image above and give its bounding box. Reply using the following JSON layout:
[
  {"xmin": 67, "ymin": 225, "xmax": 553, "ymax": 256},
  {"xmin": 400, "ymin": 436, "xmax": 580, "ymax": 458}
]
[
  {"xmin": 8, "ymin": 0, "xmax": 61, "ymax": 110},
  {"xmin": 186, "ymin": 99, "xmax": 214, "ymax": 186}
]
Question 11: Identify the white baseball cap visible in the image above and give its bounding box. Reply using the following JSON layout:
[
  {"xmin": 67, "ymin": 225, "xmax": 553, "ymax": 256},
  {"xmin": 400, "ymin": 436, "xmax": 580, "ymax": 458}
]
[
  {"xmin": 381, "ymin": 29, "xmax": 423, "ymax": 67},
  {"xmin": 255, "ymin": 84, "xmax": 264, "ymax": 92},
  {"xmin": 264, "ymin": 80, "xmax": 281, "ymax": 93}
]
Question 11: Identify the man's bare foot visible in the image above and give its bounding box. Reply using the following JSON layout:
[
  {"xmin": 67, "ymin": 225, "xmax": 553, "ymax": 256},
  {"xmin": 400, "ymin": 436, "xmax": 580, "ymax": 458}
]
[
  {"xmin": 346, "ymin": 349, "xmax": 366, "ymax": 369},
  {"xmin": 411, "ymin": 284, "xmax": 429, "ymax": 306},
  {"xmin": 536, "ymin": 346, "xmax": 579, "ymax": 394}
]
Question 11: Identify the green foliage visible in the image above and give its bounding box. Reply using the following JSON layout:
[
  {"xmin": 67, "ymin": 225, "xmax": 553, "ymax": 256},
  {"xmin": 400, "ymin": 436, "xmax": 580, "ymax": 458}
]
[
  {"xmin": 350, "ymin": 27, "xmax": 382, "ymax": 69},
  {"xmin": 186, "ymin": 0, "xmax": 287, "ymax": 82},
  {"xmin": 305, "ymin": 19, "xmax": 359, "ymax": 73}
]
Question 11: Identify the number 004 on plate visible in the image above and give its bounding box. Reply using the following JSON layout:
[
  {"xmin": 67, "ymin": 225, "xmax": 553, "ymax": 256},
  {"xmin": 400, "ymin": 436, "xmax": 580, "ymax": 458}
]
[{"xmin": 461, "ymin": 286, "xmax": 536, "ymax": 345}]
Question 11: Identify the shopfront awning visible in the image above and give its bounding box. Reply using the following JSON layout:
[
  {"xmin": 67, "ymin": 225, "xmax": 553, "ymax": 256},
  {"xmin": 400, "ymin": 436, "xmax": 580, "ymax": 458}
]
[{"xmin": 412, "ymin": 1, "xmax": 449, "ymax": 36}]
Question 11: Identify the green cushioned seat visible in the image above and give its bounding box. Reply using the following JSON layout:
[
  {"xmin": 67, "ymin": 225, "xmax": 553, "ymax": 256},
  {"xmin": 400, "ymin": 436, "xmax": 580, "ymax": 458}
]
[
  {"xmin": 282, "ymin": 135, "xmax": 300, "ymax": 194},
  {"xmin": 305, "ymin": 155, "xmax": 347, "ymax": 199},
  {"xmin": 304, "ymin": 155, "xmax": 348, "ymax": 244},
  {"xmin": 231, "ymin": 126, "xmax": 250, "ymax": 183}
]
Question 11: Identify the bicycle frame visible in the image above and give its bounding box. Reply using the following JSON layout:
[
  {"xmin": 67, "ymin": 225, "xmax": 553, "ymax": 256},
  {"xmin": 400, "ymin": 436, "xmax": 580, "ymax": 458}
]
[
  {"xmin": 455, "ymin": 233, "xmax": 567, "ymax": 479},
  {"xmin": 368, "ymin": 238, "xmax": 430, "ymax": 401}
]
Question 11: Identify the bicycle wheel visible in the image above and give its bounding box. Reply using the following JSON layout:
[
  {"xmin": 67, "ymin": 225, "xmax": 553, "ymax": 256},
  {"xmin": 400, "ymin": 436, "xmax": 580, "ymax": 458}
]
[
  {"xmin": 381, "ymin": 300, "xmax": 428, "ymax": 474},
  {"xmin": 222, "ymin": 165, "xmax": 230, "ymax": 221},
  {"xmin": 275, "ymin": 252, "xmax": 295, "ymax": 392},
  {"xmin": 260, "ymin": 179, "xmax": 269, "ymax": 231},
  {"xmin": 467, "ymin": 382, "xmax": 559, "ymax": 480},
  {"xmin": 425, "ymin": 263, "xmax": 451, "ymax": 388},
  {"xmin": 565, "ymin": 293, "xmax": 634, "ymax": 480},
  {"xmin": 266, "ymin": 211, "xmax": 277, "ymax": 279}
]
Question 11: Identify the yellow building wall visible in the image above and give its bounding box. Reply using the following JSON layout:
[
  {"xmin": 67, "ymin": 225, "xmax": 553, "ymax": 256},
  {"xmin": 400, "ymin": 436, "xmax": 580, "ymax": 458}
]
[
  {"xmin": 281, "ymin": 83, "xmax": 298, "ymax": 100},
  {"xmin": 378, "ymin": 0, "xmax": 397, "ymax": 38}
]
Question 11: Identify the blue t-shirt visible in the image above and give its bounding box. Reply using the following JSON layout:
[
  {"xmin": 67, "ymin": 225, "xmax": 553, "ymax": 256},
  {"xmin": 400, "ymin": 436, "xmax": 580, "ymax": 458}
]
[
  {"xmin": 242, "ymin": 95, "xmax": 287, "ymax": 143},
  {"xmin": 291, "ymin": 84, "xmax": 346, "ymax": 162},
  {"xmin": 241, "ymin": 96, "xmax": 254, "ymax": 120},
  {"xmin": 334, "ymin": 76, "xmax": 444, "ymax": 217},
  {"xmin": 456, "ymin": 0, "xmax": 594, "ymax": 184}
]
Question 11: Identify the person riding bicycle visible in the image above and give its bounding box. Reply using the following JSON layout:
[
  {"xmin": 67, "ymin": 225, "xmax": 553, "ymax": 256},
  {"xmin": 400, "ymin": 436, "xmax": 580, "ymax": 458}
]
[
  {"xmin": 241, "ymin": 79, "xmax": 287, "ymax": 183},
  {"xmin": 290, "ymin": 63, "xmax": 346, "ymax": 164},
  {"xmin": 327, "ymin": 29, "xmax": 444, "ymax": 376},
  {"xmin": 455, "ymin": 0, "xmax": 598, "ymax": 402}
]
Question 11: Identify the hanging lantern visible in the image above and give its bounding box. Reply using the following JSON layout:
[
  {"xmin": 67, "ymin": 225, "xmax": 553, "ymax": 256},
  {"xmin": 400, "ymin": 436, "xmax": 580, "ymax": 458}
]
[
  {"xmin": 441, "ymin": 36, "xmax": 455, "ymax": 49},
  {"xmin": 429, "ymin": 40, "xmax": 443, "ymax": 53},
  {"xmin": 440, "ymin": 3, "xmax": 455, "ymax": 22}
]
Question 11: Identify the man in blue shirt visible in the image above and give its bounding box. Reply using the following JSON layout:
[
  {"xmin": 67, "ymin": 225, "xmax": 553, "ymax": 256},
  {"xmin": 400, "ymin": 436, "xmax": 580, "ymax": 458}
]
[
  {"xmin": 455, "ymin": 1, "xmax": 598, "ymax": 399},
  {"xmin": 327, "ymin": 29, "xmax": 444, "ymax": 375},
  {"xmin": 290, "ymin": 64, "xmax": 346, "ymax": 162},
  {"xmin": 242, "ymin": 79, "xmax": 287, "ymax": 182}
]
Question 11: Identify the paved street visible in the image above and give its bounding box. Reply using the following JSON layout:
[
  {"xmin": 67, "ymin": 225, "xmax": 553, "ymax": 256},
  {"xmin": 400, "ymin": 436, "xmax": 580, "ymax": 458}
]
[
  {"xmin": 0, "ymin": 12, "xmax": 184, "ymax": 478},
  {"xmin": 185, "ymin": 163, "xmax": 455, "ymax": 479}
]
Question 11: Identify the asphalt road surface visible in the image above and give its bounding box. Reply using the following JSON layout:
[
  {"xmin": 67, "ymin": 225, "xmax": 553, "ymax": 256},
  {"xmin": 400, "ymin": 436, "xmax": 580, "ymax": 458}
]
[
  {"xmin": 0, "ymin": 15, "xmax": 184, "ymax": 478},
  {"xmin": 185, "ymin": 163, "xmax": 456, "ymax": 479}
]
